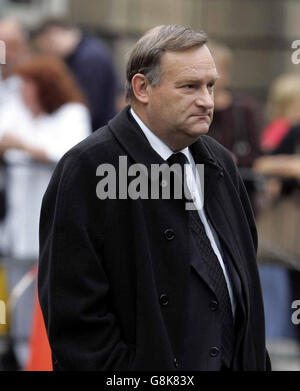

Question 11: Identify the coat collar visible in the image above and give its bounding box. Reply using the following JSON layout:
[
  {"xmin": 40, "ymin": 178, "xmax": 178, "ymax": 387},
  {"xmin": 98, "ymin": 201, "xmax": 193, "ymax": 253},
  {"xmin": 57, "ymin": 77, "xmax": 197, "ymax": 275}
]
[
  {"xmin": 108, "ymin": 106, "xmax": 165, "ymax": 171},
  {"xmin": 108, "ymin": 106, "xmax": 223, "ymax": 182}
]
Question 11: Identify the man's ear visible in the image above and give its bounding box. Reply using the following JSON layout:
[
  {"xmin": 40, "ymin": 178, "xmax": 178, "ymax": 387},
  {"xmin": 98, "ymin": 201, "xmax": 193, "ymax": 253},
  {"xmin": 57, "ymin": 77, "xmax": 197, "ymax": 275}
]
[{"xmin": 131, "ymin": 73, "xmax": 150, "ymax": 104}]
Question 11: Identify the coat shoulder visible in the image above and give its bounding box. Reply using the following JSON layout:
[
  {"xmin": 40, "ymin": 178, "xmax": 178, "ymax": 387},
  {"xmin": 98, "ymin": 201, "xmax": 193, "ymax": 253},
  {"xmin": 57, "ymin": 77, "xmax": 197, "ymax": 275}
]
[
  {"xmin": 45, "ymin": 125, "xmax": 121, "ymax": 201},
  {"xmin": 64, "ymin": 125, "xmax": 118, "ymax": 162},
  {"xmin": 200, "ymin": 135, "xmax": 239, "ymax": 187},
  {"xmin": 201, "ymin": 134, "xmax": 234, "ymax": 163}
]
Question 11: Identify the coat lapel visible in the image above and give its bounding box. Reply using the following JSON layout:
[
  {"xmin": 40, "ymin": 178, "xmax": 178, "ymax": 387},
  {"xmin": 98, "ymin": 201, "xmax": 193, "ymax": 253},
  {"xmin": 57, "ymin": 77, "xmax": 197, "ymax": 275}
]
[{"xmin": 190, "ymin": 140, "xmax": 250, "ymax": 314}]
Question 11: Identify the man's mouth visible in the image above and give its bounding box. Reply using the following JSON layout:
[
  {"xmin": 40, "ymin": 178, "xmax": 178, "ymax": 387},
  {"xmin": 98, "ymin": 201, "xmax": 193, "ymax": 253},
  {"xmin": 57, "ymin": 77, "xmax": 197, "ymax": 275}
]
[{"xmin": 192, "ymin": 114, "xmax": 210, "ymax": 120}]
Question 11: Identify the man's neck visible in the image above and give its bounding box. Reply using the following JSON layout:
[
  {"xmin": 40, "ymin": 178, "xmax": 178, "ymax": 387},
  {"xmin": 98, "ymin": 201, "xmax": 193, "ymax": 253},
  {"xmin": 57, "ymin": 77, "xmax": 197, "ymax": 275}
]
[{"xmin": 130, "ymin": 103, "xmax": 198, "ymax": 152}]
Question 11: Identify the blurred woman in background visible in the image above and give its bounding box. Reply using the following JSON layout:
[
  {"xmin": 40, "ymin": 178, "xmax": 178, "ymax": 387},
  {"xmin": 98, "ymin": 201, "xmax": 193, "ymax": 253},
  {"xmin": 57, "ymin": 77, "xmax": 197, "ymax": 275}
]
[
  {"xmin": 260, "ymin": 72, "xmax": 300, "ymax": 153},
  {"xmin": 254, "ymin": 73, "xmax": 300, "ymax": 355},
  {"xmin": 0, "ymin": 55, "xmax": 91, "ymax": 369}
]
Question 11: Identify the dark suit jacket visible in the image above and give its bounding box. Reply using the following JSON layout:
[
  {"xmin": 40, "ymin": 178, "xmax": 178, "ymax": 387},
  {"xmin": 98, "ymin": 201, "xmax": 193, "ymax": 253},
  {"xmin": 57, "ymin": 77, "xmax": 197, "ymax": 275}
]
[{"xmin": 38, "ymin": 106, "xmax": 270, "ymax": 371}]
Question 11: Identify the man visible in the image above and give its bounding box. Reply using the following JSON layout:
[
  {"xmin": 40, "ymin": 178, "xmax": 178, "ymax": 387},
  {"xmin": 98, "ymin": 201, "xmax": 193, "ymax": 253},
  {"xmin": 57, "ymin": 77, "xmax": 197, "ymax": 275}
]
[
  {"xmin": 38, "ymin": 25, "xmax": 270, "ymax": 371},
  {"xmin": 33, "ymin": 18, "xmax": 119, "ymax": 132}
]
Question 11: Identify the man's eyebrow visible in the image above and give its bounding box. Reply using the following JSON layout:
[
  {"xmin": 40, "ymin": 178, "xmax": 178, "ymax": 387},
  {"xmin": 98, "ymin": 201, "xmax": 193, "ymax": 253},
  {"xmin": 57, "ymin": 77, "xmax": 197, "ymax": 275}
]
[
  {"xmin": 175, "ymin": 74, "xmax": 220, "ymax": 85},
  {"xmin": 208, "ymin": 73, "xmax": 220, "ymax": 81}
]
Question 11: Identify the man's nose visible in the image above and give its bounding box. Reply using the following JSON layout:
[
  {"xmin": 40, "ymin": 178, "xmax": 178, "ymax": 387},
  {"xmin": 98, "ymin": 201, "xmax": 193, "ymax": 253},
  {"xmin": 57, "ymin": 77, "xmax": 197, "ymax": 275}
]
[{"xmin": 195, "ymin": 89, "xmax": 214, "ymax": 110}]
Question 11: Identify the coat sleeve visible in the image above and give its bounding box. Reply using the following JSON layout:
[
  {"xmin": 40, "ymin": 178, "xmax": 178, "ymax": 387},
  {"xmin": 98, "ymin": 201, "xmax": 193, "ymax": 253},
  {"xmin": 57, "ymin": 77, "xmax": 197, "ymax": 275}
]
[
  {"xmin": 204, "ymin": 135, "xmax": 259, "ymax": 251},
  {"xmin": 236, "ymin": 170, "xmax": 258, "ymax": 252},
  {"xmin": 38, "ymin": 149, "xmax": 135, "ymax": 370},
  {"xmin": 266, "ymin": 350, "xmax": 272, "ymax": 371},
  {"xmin": 236, "ymin": 166, "xmax": 272, "ymax": 371}
]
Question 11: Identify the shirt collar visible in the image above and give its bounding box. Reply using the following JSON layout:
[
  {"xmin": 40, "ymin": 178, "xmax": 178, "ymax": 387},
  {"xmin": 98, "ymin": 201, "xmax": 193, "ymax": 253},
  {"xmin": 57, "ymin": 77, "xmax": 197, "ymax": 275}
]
[{"xmin": 130, "ymin": 107, "xmax": 193, "ymax": 164}]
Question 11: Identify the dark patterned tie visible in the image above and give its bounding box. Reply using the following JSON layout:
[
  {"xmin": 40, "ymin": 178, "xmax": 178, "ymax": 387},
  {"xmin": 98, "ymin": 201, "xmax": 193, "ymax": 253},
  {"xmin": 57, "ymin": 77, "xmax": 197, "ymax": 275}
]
[{"xmin": 167, "ymin": 152, "xmax": 235, "ymax": 368}]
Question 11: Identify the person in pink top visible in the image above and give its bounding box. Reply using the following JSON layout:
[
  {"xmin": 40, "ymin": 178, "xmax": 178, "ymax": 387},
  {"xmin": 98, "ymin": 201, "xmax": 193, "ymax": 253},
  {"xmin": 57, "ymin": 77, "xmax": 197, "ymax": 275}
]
[{"xmin": 261, "ymin": 72, "xmax": 300, "ymax": 152}]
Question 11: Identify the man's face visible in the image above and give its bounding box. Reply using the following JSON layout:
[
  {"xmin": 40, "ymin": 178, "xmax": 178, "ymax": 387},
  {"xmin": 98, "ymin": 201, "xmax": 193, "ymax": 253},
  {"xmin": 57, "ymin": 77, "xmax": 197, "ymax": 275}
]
[{"xmin": 145, "ymin": 45, "xmax": 218, "ymax": 150}]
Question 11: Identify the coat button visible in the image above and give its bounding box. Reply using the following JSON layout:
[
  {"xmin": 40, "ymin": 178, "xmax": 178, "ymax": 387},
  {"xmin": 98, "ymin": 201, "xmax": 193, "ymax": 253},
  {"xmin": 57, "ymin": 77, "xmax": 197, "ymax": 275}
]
[
  {"xmin": 164, "ymin": 229, "xmax": 175, "ymax": 240},
  {"xmin": 174, "ymin": 358, "xmax": 179, "ymax": 368},
  {"xmin": 209, "ymin": 300, "xmax": 219, "ymax": 311},
  {"xmin": 209, "ymin": 347, "xmax": 220, "ymax": 357},
  {"xmin": 219, "ymin": 170, "xmax": 224, "ymax": 177},
  {"xmin": 159, "ymin": 294, "xmax": 169, "ymax": 306}
]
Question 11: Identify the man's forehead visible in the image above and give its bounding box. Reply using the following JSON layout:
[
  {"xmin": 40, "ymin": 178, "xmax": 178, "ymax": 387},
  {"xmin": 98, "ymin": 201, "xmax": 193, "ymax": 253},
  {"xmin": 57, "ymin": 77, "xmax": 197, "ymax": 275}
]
[{"xmin": 161, "ymin": 47, "xmax": 218, "ymax": 79}]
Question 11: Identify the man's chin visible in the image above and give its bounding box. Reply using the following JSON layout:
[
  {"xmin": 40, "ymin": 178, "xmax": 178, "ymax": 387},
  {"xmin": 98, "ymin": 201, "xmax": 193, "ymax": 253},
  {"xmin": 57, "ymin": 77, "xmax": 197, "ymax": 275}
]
[{"xmin": 189, "ymin": 124, "xmax": 210, "ymax": 136}]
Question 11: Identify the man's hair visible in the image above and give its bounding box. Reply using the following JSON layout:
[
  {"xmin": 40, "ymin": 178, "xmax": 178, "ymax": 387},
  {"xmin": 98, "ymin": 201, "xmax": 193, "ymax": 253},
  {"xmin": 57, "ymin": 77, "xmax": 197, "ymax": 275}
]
[{"xmin": 125, "ymin": 24, "xmax": 208, "ymax": 102}]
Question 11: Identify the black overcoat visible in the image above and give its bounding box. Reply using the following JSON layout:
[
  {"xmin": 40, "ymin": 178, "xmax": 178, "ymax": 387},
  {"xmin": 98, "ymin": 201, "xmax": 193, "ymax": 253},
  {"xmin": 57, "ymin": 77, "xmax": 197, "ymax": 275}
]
[{"xmin": 38, "ymin": 106, "xmax": 270, "ymax": 371}]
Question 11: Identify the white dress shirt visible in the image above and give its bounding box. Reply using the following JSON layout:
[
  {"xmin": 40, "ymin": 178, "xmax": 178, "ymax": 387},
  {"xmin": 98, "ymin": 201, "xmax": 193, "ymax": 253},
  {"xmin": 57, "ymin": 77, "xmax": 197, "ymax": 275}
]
[{"xmin": 130, "ymin": 108, "xmax": 236, "ymax": 316}]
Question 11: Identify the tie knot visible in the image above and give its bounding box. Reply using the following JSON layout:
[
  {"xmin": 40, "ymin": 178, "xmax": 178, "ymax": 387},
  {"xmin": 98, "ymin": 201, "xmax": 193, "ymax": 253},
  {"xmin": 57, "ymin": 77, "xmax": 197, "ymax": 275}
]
[{"xmin": 167, "ymin": 152, "xmax": 189, "ymax": 169}]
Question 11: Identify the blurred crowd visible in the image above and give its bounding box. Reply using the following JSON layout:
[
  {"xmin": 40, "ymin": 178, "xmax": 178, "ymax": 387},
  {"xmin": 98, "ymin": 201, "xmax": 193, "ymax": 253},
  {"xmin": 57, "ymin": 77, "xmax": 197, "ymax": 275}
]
[
  {"xmin": 210, "ymin": 41, "xmax": 300, "ymax": 369},
  {"xmin": 209, "ymin": 40, "xmax": 300, "ymax": 368},
  {"xmin": 0, "ymin": 17, "xmax": 122, "ymax": 370},
  {"xmin": 0, "ymin": 17, "xmax": 299, "ymax": 371}
]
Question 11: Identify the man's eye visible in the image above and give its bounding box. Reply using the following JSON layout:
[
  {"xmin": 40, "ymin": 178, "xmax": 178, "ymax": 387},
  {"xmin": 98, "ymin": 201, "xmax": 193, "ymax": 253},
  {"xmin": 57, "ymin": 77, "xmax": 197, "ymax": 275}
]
[
  {"xmin": 183, "ymin": 84, "xmax": 195, "ymax": 89},
  {"xmin": 207, "ymin": 83, "xmax": 215, "ymax": 89}
]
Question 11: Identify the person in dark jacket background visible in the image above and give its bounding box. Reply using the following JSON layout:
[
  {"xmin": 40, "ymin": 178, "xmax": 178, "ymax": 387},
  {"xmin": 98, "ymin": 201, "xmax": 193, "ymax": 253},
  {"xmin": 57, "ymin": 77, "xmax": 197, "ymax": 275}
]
[
  {"xmin": 33, "ymin": 18, "xmax": 119, "ymax": 132},
  {"xmin": 38, "ymin": 24, "xmax": 270, "ymax": 371}
]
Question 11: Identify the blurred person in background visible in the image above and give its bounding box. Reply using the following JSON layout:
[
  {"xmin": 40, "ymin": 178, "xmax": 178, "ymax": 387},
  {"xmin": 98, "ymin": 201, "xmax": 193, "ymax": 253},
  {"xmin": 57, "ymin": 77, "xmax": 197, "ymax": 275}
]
[
  {"xmin": 253, "ymin": 73, "xmax": 300, "ymax": 353},
  {"xmin": 254, "ymin": 150, "xmax": 300, "ymax": 347},
  {"xmin": 254, "ymin": 154, "xmax": 300, "ymax": 180},
  {"xmin": 208, "ymin": 41, "xmax": 261, "ymax": 167},
  {"xmin": 0, "ymin": 18, "xmax": 32, "ymax": 133},
  {"xmin": 260, "ymin": 72, "xmax": 300, "ymax": 153},
  {"xmin": 0, "ymin": 55, "xmax": 90, "ymax": 369},
  {"xmin": 0, "ymin": 18, "xmax": 32, "ymax": 224},
  {"xmin": 0, "ymin": 18, "xmax": 30, "ymax": 82},
  {"xmin": 208, "ymin": 41, "xmax": 261, "ymax": 210},
  {"xmin": 0, "ymin": 18, "xmax": 32, "ymax": 370},
  {"xmin": 259, "ymin": 73, "xmax": 300, "ymax": 201},
  {"xmin": 33, "ymin": 18, "xmax": 120, "ymax": 132}
]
